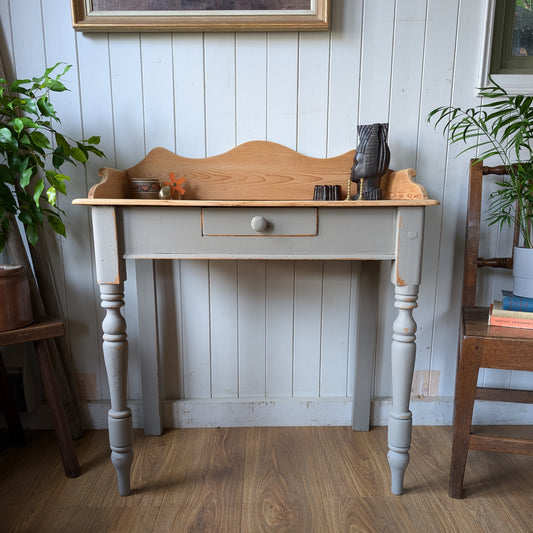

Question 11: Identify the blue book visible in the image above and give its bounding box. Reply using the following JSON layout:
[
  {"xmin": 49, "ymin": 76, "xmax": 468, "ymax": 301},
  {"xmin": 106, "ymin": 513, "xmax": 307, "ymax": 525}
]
[{"xmin": 502, "ymin": 290, "xmax": 533, "ymax": 312}]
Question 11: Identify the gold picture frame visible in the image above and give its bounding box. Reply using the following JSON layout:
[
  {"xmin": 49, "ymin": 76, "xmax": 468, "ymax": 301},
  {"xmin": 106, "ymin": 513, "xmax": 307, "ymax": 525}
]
[{"xmin": 71, "ymin": 1, "xmax": 330, "ymax": 32}]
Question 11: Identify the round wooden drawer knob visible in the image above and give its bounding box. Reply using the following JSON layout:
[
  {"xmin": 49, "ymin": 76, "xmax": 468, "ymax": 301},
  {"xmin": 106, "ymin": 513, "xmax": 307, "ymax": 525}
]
[{"xmin": 250, "ymin": 216, "xmax": 269, "ymax": 233}]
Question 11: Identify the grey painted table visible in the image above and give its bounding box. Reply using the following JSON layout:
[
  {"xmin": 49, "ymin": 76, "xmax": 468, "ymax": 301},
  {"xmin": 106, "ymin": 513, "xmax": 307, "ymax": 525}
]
[
  {"xmin": 75, "ymin": 198, "xmax": 436, "ymax": 496},
  {"xmin": 74, "ymin": 142, "xmax": 438, "ymax": 497}
]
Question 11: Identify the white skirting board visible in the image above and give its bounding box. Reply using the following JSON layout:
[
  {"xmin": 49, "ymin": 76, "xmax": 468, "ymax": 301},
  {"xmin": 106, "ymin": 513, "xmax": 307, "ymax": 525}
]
[
  {"xmin": 5, "ymin": 397, "xmax": 533, "ymax": 430},
  {"xmin": 78, "ymin": 397, "xmax": 533, "ymax": 430}
]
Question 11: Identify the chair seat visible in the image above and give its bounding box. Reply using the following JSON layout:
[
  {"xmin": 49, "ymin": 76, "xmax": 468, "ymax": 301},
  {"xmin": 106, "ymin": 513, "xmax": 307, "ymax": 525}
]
[{"xmin": 462, "ymin": 307, "xmax": 533, "ymax": 373}]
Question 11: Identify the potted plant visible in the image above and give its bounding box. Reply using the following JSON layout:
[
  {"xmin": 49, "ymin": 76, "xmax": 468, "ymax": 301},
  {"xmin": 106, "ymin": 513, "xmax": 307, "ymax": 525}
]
[
  {"xmin": 428, "ymin": 78, "xmax": 533, "ymax": 297},
  {"xmin": 0, "ymin": 63, "xmax": 104, "ymax": 330}
]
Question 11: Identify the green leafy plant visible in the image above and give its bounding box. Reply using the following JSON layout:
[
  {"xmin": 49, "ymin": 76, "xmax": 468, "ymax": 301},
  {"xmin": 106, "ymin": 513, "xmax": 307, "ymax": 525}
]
[
  {"xmin": 428, "ymin": 77, "xmax": 533, "ymax": 248},
  {"xmin": 0, "ymin": 63, "xmax": 104, "ymax": 252}
]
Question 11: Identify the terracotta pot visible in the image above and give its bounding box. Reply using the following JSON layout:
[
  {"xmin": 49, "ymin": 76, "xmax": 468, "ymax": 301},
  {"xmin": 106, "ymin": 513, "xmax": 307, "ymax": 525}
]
[{"xmin": 0, "ymin": 265, "xmax": 33, "ymax": 332}]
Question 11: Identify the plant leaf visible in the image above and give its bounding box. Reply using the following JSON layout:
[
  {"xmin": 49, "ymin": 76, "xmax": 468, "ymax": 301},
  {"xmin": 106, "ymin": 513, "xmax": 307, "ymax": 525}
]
[
  {"xmin": 37, "ymin": 96, "xmax": 56, "ymax": 117},
  {"xmin": 25, "ymin": 224, "xmax": 39, "ymax": 246},
  {"xmin": 12, "ymin": 118, "xmax": 24, "ymax": 134},
  {"xmin": 20, "ymin": 167, "xmax": 33, "ymax": 188},
  {"xmin": 33, "ymin": 178, "xmax": 44, "ymax": 206},
  {"xmin": 0, "ymin": 127, "xmax": 13, "ymax": 144},
  {"xmin": 47, "ymin": 214, "xmax": 66, "ymax": 237},
  {"xmin": 30, "ymin": 130, "xmax": 51, "ymax": 149},
  {"xmin": 46, "ymin": 186, "xmax": 57, "ymax": 206},
  {"xmin": 70, "ymin": 147, "xmax": 87, "ymax": 163}
]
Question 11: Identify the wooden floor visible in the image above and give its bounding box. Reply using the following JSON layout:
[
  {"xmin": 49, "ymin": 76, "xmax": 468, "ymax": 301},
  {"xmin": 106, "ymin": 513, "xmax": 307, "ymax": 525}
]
[{"xmin": 1, "ymin": 425, "xmax": 533, "ymax": 532}]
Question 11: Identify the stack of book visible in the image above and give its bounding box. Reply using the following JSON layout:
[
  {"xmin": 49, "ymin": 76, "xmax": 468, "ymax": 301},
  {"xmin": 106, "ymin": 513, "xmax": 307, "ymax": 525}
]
[{"xmin": 488, "ymin": 290, "xmax": 533, "ymax": 329}]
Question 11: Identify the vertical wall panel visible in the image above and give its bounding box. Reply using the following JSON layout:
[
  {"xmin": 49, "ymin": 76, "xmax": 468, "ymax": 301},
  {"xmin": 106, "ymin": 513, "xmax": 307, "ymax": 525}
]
[
  {"xmin": 46, "ymin": 6, "xmax": 105, "ymax": 398},
  {"xmin": 236, "ymin": 33, "xmax": 267, "ymax": 143},
  {"xmin": 9, "ymin": 0, "xmax": 46, "ymax": 78},
  {"xmin": 298, "ymin": 32, "xmax": 331, "ymax": 156},
  {"xmin": 237, "ymin": 261, "xmax": 267, "ymax": 398},
  {"xmin": 293, "ymin": 262, "xmax": 323, "ymax": 397},
  {"xmin": 346, "ymin": 263, "xmax": 360, "ymax": 398},
  {"xmin": 320, "ymin": 262, "xmax": 352, "ymax": 397},
  {"xmin": 140, "ymin": 33, "xmax": 178, "ymax": 400},
  {"xmin": 123, "ymin": 260, "xmax": 142, "ymax": 399},
  {"xmin": 173, "ymin": 34, "xmax": 206, "ymax": 158},
  {"xmin": 156, "ymin": 260, "xmax": 182, "ymax": 399},
  {"xmin": 108, "ymin": 34, "xmax": 145, "ymax": 168},
  {"xmin": 266, "ymin": 34, "xmax": 299, "ymax": 149},
  {"xmin": 414, "ymin": 0, "xmax": 460, "ymax": 397},
  {"xmin": 0, "ymin": 2, "xmax": 14, "ymax": 78},
  {"xmin": 479, "ymin": 171, "xmax": 515, "ymax": 389},
  {"xmin": 265, "ymin": 262, "xmax": 295, "ymax": 397},
  {"xmin": 141, "ymin": 33, "xmax": 176, "ymax": 152},
  {"xmin": 77, "ymin": 33, "xmax": 116, "ymax": 176},
  {"xmin": 10, "ymin": 0, "xmax": 65, "ymax": 339},
  {"xmin": 0, "ymin": 3, "xmax": 14, "ymax": 272},
  {"xmin": 327, "ymin": 0, "xmax": 362, "ymax": 156},
  {"xmin": 358, "ymin": 0, "xmax": 396, "ymax": 398},
  {"xmin": 204, "ymin": 33, "xmax": 236, "ymax": 156},
  {"xmin": 388, "ymin": 0, "xmax": 429, "ymax": 393},
  {"xmin": 0, "ymin": 0, "xmax": 14, "ymax": 274},
  {"xmin": 430, "ymin": 0, "xmax": 487, "ymax": 397},
  {"xmin": 76, "ymin": 32, "xmax": 116, "ymax": 400},
  {"xmin": 106, "ymin": 33, "xmax": 146, "ymax": 399},
  {"xmin": 358, "ymin": 0, "xmax": 395, "ymax": 125},
  {"xmin": 180, "ymin": 260, "xmax": 211, "ymax": 398},
  {"xmin": 210, "ymin": 261, "xmax": 239, "ymax": 398},
  {"xmin": 388, "ymin": 0, "xmax": 426, "ymax": 170}
]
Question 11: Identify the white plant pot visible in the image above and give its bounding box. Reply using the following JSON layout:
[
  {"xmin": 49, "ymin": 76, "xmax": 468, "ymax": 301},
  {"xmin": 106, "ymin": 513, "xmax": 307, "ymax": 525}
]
[{"xmin": 513, "ymin": 246, "xmax": 533, "ymax": 298}]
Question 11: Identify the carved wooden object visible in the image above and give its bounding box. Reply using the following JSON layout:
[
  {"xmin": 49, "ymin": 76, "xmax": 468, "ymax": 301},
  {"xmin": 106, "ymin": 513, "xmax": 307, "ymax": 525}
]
[{"xmin": 350, "ymin": 123, "xmax": 390, "ymax": 200}]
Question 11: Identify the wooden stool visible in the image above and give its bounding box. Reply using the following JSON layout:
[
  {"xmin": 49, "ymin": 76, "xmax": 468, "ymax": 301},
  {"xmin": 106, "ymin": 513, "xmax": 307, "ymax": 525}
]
[{"xmin": 0, "ymin": 318, "xmax": 81, "ymax": 477}]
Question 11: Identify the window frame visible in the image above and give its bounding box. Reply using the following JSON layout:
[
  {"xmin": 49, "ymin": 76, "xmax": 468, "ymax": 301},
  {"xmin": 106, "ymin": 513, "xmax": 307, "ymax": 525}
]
[
  {"xmin": 480, "ymin": 0, "xmax": 533, "ymax": 94},
  {"xmin": 490, "ymin": 0, "xmax": 533, "ymax": 74}
]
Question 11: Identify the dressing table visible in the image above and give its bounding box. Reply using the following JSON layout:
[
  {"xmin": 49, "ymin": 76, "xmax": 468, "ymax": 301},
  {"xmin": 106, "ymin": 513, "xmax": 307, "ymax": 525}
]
[{"xmin": 74, "ymin": 141, "xmax": 438, "ymax": 496}]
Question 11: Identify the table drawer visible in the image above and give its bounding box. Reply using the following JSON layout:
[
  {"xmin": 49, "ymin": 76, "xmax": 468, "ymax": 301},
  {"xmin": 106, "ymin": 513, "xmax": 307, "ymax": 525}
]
[{"xmin": 202, "ymin": 208, "xmax": 318, "ymax": 236}]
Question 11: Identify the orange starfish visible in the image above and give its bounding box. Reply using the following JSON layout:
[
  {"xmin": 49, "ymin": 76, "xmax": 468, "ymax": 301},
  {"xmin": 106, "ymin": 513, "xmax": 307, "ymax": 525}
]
[{"xmin": 162, "ymin": 172, "xmax": 186, "ymax": 199}]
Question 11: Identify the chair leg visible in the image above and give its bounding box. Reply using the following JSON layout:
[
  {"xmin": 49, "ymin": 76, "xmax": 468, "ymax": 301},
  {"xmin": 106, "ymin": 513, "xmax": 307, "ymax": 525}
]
[
  {"xmin": 34, "ymin": 339, "xmax": 81, "ymax": 478},
  {"xmin": 449, "ymin": 342, "xmax": 480, "ymax": 498},
  {"xmin": 0, "ymin": 353, "xmax": 26, "ymax": 446}
]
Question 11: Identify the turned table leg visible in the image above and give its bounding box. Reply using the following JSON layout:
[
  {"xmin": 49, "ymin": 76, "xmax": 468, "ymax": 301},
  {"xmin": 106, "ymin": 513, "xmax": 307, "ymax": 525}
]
[
  {"xmin": 101, "ymin": 283, "xmax": 133, "ymax": 496},
  {"xmin": 388, "ymin": 284, "xmax": 418, "ymax": 495}
]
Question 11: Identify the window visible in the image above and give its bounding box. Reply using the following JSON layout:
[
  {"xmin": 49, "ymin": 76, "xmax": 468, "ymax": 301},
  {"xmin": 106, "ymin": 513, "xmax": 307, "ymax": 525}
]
[{"xmin": 490, "ymin": 0, "xmax": 533, "ymax": 74}]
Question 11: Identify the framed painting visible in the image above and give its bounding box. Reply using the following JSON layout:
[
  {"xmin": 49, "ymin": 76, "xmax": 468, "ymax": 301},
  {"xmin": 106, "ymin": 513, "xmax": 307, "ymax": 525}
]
[{"xmin": 71, "ymin": 0, "xmax": 330, "ymax": 32}]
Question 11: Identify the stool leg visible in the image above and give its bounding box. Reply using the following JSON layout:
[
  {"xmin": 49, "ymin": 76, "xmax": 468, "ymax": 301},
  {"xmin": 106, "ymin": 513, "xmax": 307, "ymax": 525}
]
[
  {"xmin": 0, "ymin": 353, "xmax": 25, "ymax": 446},
  {"xmin": 34, "ymin": 339, "xmax": 81, "ymax": 478}
]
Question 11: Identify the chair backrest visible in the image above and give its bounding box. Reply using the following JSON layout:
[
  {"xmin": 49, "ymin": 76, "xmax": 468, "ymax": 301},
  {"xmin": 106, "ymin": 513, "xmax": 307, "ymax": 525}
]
[{"xmin": 462, "ymin": 159, "xmax": 520, "ymax": 309}]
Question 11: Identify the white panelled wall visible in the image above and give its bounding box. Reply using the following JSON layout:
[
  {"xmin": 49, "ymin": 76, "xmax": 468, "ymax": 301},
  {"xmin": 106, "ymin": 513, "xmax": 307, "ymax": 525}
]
[{"xmin": 1, "ymin": 0, "xmax": 532, "ymax": 429}]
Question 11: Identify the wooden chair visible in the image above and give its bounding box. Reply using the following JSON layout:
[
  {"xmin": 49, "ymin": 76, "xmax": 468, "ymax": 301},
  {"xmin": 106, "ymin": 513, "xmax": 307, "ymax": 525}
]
[
  {"xmin": 0, "ymin": 318, "xmax": 80, "ymax": 477},
  {"xmin": 449, "ymin": 159, "xmax": 533, "ymax": 498}
]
